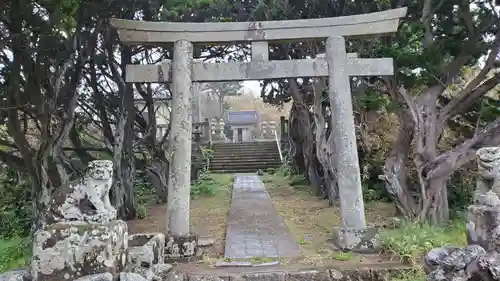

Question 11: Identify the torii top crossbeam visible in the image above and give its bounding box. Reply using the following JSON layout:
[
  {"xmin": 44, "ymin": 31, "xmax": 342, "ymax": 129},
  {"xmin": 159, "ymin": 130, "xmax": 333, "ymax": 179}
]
[{"xmin": 109, "ymin": 8, "xmax": 407, "ymax": 44}]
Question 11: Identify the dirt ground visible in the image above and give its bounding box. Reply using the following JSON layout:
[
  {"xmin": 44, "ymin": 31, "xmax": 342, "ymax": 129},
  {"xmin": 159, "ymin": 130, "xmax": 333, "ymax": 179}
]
[{"xmin": 127, "ymin": 172, "xmax": 402, "ymax": 270}]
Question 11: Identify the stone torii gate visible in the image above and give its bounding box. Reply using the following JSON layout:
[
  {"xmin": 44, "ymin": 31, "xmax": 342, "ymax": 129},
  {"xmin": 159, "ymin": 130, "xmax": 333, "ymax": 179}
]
[{"xmin": 110, "ymin": 7, "xmax": 407, "ymax": 254}]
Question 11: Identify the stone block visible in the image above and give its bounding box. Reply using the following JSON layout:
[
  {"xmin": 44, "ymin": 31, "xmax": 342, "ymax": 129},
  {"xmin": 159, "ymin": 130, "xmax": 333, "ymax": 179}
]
[
  {"xmin": 127, "ymin": 233, "xmax": 166, "ymax": 268},
  {"xmin": 126, "ymin": 233, "xmax": 171, "ymax": 281},
  {"xmin": 466, "ymin": 204, "xmax": 500, "ymax": 252},
  {"xmin": 73, "ymin": 273, "xmax": 113, "ymax": 281},
  {"xmin": 332, "ymin": 226, "xmax": 380, "ymax": 253},
  {"xmin": 287, "ymin": 270, "xmax": 331, "ymax": 281},
  {"xmin": 120, "ymin": 272, "xmax": 149, "ymax": 281},
  {"xmin": 165, "ymin": 233, "xmax": 198, "ymax": 262},
  {"xmin": 0, "ymin": 270, "xmax": 29, "ymax": 281},
  {"xmin": 31, "ymin": 220, "xmax": 128, "ymax": 281}
]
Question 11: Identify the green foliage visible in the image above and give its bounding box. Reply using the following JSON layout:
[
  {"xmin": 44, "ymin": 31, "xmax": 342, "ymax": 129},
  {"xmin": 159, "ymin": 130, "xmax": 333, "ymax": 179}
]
[
  {"xmin": 134, "ymin": 171, "xmax": 156, "ymax": 208},
  {"xmin": 289, "ymin": 174, "xmax": 308, "ymax": 186},
  {"xmin": 190, "ymin": 173, "xmax": 233, "ymax": 199},
  {"xmin": 390, "ymin": 268, "xmax": 426, "ymax": 281},
  {"xmin": 0, "ymin": 237, "xmax": 30, "ymax": 273},
  {"xmin": 379, "ymin": 220, "xmax": 466, "ymax": 265},
  {"xmin": 0, "ymin": 169, "xmax": 32, "ymax": 239},
  {"xmin": 362, "ymin": 182, "xmax": 390, "ymax": 203},
  {"xmin": 447, "ymin": 173, "xmax": 475, "ymax": 219},
  {"xmin": 355, "ymin": 89, "xmax": 391, "ymax": 111},
  {"xmin": 136, "ymin": 204, "xmax": 148, "ymax": 219},
  {"xmin": 274, "ymin": 164, "xmax": 295, "ymax": 178},
  {"xmin": 205, "ymin": 82, "xmax": 243, "ymax": 98},
  {"xmin": 332, "ymin": 252, "xmax": 353, "ymax": 261},
  {"xmin": 199, "ymin": 146, "xmax": 214, "ymax": 171}
]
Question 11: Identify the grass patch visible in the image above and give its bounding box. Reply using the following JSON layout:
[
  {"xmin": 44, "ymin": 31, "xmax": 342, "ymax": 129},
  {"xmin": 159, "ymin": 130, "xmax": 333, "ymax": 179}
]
[
  {"xmin": 379, "ymin": 220, "xmax": 466, "ymax": 281},
  {"xmin": 191, "ymin": 173, "xmax": 234, "ymax": 199},
  {"xmin": 332, "ymin": 252, "xmax": 353, "ymax": 261},
  {"xmin": 379, "ymin": 220, "xmax": 466, "ymax": 265},
  {"xmin": 260, "ymin": 170, "xmax": 398, "ymax": 267},
  {"xmin": 0, "ymin": 237, "xmax": 30, "ymax": 273},
  {"xmin": 222, "ymin": 257, "xmax": 279, "ymax": 264},
  {"xmin": 190, "ymin": 173, "xmax": 234, "ymax": 257}
]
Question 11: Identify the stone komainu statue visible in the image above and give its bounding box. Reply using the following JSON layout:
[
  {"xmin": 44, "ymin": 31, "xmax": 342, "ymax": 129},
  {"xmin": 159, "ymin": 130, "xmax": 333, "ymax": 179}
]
[
  {"xmin": 474, "ymin": 147, "xmax": 500, "ymax": 206},
  {"xmin": 47, "ymin": 160, "xmax": 116, "ymax": 224}
]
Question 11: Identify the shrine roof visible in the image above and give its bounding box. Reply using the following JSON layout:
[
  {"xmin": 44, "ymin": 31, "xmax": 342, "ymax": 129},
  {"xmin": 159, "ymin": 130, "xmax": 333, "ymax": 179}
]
[{"xmin": 227, "ymin": 111, "xmax": 258, "ymax": 125}]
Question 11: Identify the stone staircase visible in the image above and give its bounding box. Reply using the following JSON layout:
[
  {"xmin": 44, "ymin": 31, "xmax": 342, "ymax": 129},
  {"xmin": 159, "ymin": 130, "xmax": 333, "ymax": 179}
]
[{"xmin": 209, "ymin": 141, "xmax": 282, "ymax": 173}]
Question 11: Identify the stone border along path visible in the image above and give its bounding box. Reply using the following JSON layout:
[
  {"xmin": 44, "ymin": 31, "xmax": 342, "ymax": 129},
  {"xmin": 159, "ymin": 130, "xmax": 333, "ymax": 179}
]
[{"xmin": 224, "ymin": 174, "xmax": 302, "ymax": 259}]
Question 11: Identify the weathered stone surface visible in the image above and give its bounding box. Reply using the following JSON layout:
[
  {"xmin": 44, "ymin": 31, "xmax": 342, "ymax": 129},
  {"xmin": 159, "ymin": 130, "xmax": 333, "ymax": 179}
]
[
  {"xmin": 47, "ymin": 160, "xmax": 116, "ymax": 225},
  {"xmin": 235, "ymin": 271, "xmax": 287, "ymax": 281},
  {"xmin": 332, "ymin": 226, "xmax": 380, "ymax": 252},
  {"xmin": 422, "ymin": 244, "xmax": 500, "ymax": 281},
  {"xmin": 109, "ymin": 8, "xmax": 407, "ymax": 44},
  {"xmin": 123, "ymin": 58, "xmax": 394, "ymax": 83},
  {"xmin": 0, "ymin": 270, "xmax": 29, "ymax": 281},
  {"xmin": 188, "ymin": 275, "xmax": 230, "ymax": 281},
  {"xmin": 166, "ymin": 39, "xmax": 193, "ymax": 237},
  {"xmin": 466, "ymin": 204, "xmax": 500, "ymax": 252},
  {"xmin": 74, "ymin": 273, "xmax": 113, "ymax": 281},
  {"xmin": 164, "ymin": 271, "xmax": 185, "ymax": 281},
  {"xmin": 287, "ymin": 270, "xmax": 331, "ymax": 281},
  {"xmin": 151, "ymin": 264, "xmax": 173, "ymax": 281},
  {"xmin": 325, "ymin": 36, "xmax": 367, "ymax": 236},
  {"xmin": 473, "ymin": 147, "xmax": 500, "ymax": 206},
  {"xmin": 252, "ymin": 261, "xmax": 280, "ymax": 267},
  {"xmin": 214, "ymin": 261, "xmax": 252, "ymax": 268},
  {"xmin": 425, "ymin": 147, "xmax": 500, "ymax": 281},
  {"xmin": 127, "ymin": 233, "xmax": 166, "ymax": 269},
  {"xmin": 466, "ymin": 147, "xmax": 500, "ymax": 252},
  {"xmin": 165, "ymin": 233, "xmax": 198, "ymax": 262},
  {"xmin": 125, "ymin": 233, "xmax": 171, "ymax": 281},
  {"xmin": 197, "ymin": 238, "xmax": 214, "ymax": 247},
  {"xmin": 120, "ymin": 272, "xmax": 148, "ymax": 281},
  {"xmin": 178, "ymin": 267, "xmax": 413, "ymax": 281},
  {"xmin": 31, "ymin": 219, "xmax": 127, "ymax": 281}
]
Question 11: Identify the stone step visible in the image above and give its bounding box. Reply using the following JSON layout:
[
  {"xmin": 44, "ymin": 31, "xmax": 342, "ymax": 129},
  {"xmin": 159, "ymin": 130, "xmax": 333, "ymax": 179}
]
[
  {"xmin": 210, "ymin": 166, "xmax": 279, "ymax": 173},
  {"xmin": 210, "ymin": 163, "xmax": 281, "ymax": 170},
  {"xmin": 214, "ymin": 145, "xmax": 278, "ymax": 150},
  {"xmin": 213, "ymin": 145, "xmax": 278, "ymax": 151},
  {"xmin": 214, "ymin": 150, "xmax": 279, "ymax": 154},
  {"xmin": 210, "ymin": 162, "xmax": 280, "ymax": 171},
  {"xmin": 212, "ymin": 142, "xmax": 277, "ymax": 148},
  {"xmin": 210, "ymin": 158, "xmax": 281, "ymax": 165},
  {"xmin": 212, "ymin": 155, "xmax": 280, "ymax": 161},
  {"xmin": 213, "ymin": 150, "xmax": 280, "ymax": 155}
]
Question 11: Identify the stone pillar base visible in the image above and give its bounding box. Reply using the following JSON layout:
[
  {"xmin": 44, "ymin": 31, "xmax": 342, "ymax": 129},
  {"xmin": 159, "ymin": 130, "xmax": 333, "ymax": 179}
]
[
  {"xmin": 165, "ymin": 233, "xmax": 199, "ymax": 262},
  {"xmin": 466, "ymin": 204, "xmax": 500, "ymax": 252},
  {"xmin": 332, "ymin": 226, "xmax": 380, "ymax": 253}
]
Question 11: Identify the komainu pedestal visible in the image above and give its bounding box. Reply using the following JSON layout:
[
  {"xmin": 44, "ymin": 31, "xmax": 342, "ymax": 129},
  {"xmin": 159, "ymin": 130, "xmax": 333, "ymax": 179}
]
[
  {"xmin": 424, "ymin": 147, "xmax": 500, "ymax": 281},
  {"xmin": 31, "ymin": 160, "xmax": 127, "ymax": 281},
  {"xmin": 31, "ymin": 220, "xmax": 128, "ymax": 281}
]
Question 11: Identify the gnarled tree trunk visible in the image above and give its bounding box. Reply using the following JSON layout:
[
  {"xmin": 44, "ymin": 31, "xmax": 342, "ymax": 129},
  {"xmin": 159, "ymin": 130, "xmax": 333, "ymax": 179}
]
[{"xmin": 312, "ymin": 86, "xmax": 339, "ymax": 204}]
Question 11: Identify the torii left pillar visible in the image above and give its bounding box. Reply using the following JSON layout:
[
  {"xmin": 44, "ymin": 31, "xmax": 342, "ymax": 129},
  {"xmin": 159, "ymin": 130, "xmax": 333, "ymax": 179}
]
[{"xmin": 165, "ymin": 40, "xmax": 199, "ymax": 261}]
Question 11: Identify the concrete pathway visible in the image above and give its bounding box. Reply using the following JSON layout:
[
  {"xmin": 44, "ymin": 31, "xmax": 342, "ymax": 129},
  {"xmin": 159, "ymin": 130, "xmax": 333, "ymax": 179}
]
[{"xmin": 224, "ymin": 174, "xmax": 301, "ymax": 259}]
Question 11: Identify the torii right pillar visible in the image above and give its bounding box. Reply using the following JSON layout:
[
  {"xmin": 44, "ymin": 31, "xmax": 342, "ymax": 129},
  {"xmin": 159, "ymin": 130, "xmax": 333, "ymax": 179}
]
[{"xmin": 326, "ymin": 36, "xmax": 390, "ymax": 252}]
